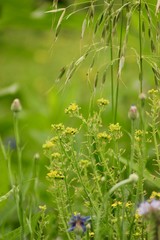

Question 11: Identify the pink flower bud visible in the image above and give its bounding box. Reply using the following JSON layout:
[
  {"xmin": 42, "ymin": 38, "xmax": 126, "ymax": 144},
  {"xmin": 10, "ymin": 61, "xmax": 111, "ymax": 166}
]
[{"xmin": 128, "ymin": 105, "xmax": 139, "ymax": 120}]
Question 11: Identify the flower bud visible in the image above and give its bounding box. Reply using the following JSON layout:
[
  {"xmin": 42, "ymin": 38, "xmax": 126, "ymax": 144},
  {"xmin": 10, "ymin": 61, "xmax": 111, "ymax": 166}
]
[
  {"xmin": 11, "ymin": 98, "xmax": 22, "ymax": 113},
  {"xmin": 34, "ymin": 153, "xmax": 40, "ymax": 160},
  {"xmin": 129, "ymin": 173, "xmax": 139, "ymax": 182},
  {"xmin": 128, "ymin": 105, "xmax": 139, "ymax": 120}
]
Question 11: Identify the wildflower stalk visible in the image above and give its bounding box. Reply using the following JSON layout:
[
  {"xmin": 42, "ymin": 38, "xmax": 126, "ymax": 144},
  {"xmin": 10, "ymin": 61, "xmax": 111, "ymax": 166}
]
[
  {"xmin": 12, "ymin": 102, "xmax": 24, "ymax": 240},
  {"xmin": 13, "ymin": 112, "xmax": 23, "ymax": 183},
  {"xmin": 72, "ymin": 151, "xmax": 98, "ymax": 213},
  {"xmin": 59, "ymin": 136, "xmax": 96, "ymax": 213},
  {"xmin": 87, "ymin": 135, "xmax": 103, "ymax": 200},
  {"xmin": 57, "ymin": 138, "xmax": 73, "ymax": 213},
  {"xmin": 55, "ymin": 188, "xmax": 72, "ymax": 240}
]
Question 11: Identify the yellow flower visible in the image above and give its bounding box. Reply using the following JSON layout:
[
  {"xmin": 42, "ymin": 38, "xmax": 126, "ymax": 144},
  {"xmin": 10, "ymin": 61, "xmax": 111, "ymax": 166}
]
[
  {"xmin": 111, "ymin": 201, "xmax": 122, "ymax": 207},
  {"xmin": 97, "ymin": 131, "xmax": 112, "ymax": 141},
  {"xmin": 39, "ymin": 205, "xmax": 47, "ymax": 211},
  {"xmin": 51, "ymin": 152, "xmax": 61, "ymax": 159},
  {"xmin": 150, "ymin": 191, "xmax": 160, "ymax": 199},
  {"xmin": 134, "ymin": 130, "xmax": 148, "ymax": 142},
  {"xmin": 97, "ymin": 98, "xmax": 109, "ymax": 106},
  {"xmin": 148, "ymin": 89, "xmax": 158, "ymax": 94},
  {"xmin": 125, "ymin": 201, "xmax": 132, "ymax": 207},
  {"xmin": 47, "ymin": 170, "xmax": 64, "ymax": 179},
  {"xmin": 65, "ymin": 103, "xmax": 80, "ymax": 114},
  {"xmin": 64, "ymin": 127, "xmax": 78, "ymax": 135},
  {"xmin": 109, "ymin": 123, "xmax": 121, "ymax": 132},
  {"xmin": 42, "ymin": 141, "xmax": 54, "ymax": 149},
  {"xmin": 89, "ymin": 232, "xmax": 95, "ymax": 237},
  {"xmin": 51, "ymin": 123, "xmax": 65, "ymax": 131},
  {"xmin": 108, "ymin": 123, "xmax": 123, "ymax": 139},
  {"xmin": 134, "ymin": 212, "xmax": 142, "ymax": 222}
]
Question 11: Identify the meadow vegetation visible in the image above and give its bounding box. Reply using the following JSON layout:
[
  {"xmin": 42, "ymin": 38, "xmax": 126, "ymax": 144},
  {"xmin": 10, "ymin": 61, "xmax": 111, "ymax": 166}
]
[{"xmin": 0, "ymin": 0, "xmax": 160, "ymax": 239}]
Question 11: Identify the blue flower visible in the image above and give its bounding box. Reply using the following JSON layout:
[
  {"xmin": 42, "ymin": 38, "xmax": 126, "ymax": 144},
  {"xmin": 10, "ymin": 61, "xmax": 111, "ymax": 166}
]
[{"xmin": 68, "ymin": 213, "xmax": 91, "ymax": 235}]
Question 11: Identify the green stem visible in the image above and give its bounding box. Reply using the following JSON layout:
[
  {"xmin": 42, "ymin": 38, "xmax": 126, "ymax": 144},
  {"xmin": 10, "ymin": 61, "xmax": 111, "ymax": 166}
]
[
  {"xmin": 130, "ymin": 120, "xmax": 135, "ymax": 175},
  {"xmin": 13, "ymin": 113, "xmax": 23, "ymax": 183},
  {"xmin": 13, "ymin": 113, "xmax": 24, "ymax": 239},
  {"xmin": 152, "ymin": 126, "xmax": 160, "ymax": 170},
  {"xmin": 109, "ymin": 4, "xmax": 114, "ymax": 121},
  {"xmin": 114, "ymin": 0, "xmax": 124, "ymax": 123},
  {"xmin": 139, "ymin": 0, "xmax": 143, "ymax": 93}
]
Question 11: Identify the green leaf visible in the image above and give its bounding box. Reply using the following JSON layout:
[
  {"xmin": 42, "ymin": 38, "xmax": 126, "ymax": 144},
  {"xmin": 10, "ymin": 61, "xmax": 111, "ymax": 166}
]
[{"xmin": 1, "ymin": 213, "xmax": 41, "ymax": 240}]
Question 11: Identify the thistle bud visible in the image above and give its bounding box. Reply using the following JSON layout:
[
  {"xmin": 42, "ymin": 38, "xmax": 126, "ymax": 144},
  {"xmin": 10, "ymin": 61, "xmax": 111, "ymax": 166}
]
[
  {"xmin": 128, "ymin": 105, "xmax": 139, "ymax": 121},
  {"xmin": 11, "ymin": 98, "xmax": 22, "ymax": 113}
]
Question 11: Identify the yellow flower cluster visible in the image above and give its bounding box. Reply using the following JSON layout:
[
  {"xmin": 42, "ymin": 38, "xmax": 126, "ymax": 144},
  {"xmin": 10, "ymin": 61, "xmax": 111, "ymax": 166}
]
[
  {"xmin": 111, "ymin": 201, "xmax": 122, "ymax": 207},
  {"xmin": 97, "ymin": 131, "xmax": 112, "ymax": 141},
  {"xmin": 51, "ymin": 152, "xmax": 61, "ymax": 159},
  {"xmin": 39, "ymin": 205, "xmax": 47, "ymax": 211},
  {"xmin": 111, "ymin": 201, "xmax": 132, "ymax": 208},
  {"xmin": 97, "ymin": 98, "xmax": 109, "ymax": 106},
  {"xmin": 64, "ymin": 127, "xmax": 78, "ymax": 135},
  {"xmin": 134, "ymin": 129, "xmax": 149, "ymax": 142},
  {"xmin": 148, "ymin": 89, "xmax": 158, "ymax": 94},
  {"xmin": 51, "ymin": 123, "xmax": 65, "ymax": 131},
  {"xmin": 109, "ymin": 123, "xmax": 123, "ymax": 139},
  {"xmin": 109, "ymin": 123, "xmax": 121, "ymax": 132},
  {"xmin": 65, "ymin": 103, "xmax": 80, "ymax": 114},
  {"xmin": 42, "ymin": 141, "xmax": 54, "ymax": 149},
  {"xmin": 150, "ymin": 191, "xmax": 160, "ymax": 199},
  {"xmin": 47, "ymin": 170, "xmax": 64, "ymax": 179}
]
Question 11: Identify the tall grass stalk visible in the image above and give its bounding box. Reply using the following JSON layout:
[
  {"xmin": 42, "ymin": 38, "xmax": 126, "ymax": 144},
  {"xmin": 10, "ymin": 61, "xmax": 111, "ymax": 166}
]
[
  {"xmin": 138, "ymin": 0, "xmax": 143, "ymax": 93},
  {"xmin": 109, "ymin": 0, "xmax": 114, "ymax": 121},
  {"xmin": 114, "ymin": 0, "xmax": 124, "ymax": 123}
]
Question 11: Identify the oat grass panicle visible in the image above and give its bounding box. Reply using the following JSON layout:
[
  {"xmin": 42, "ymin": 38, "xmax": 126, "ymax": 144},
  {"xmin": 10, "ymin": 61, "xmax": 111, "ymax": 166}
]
[{"xmin": 47, "ymin": 0, "xmax": 160, "ymax": 121}]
